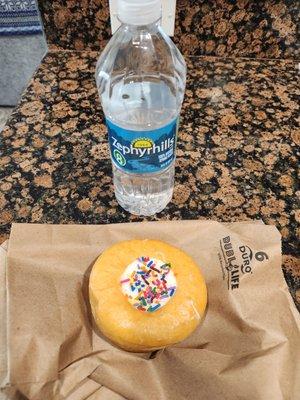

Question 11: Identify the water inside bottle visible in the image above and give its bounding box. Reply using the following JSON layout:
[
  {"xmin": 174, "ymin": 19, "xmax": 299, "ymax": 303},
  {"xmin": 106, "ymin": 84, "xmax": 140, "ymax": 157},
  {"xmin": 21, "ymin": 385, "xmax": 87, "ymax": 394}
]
[
  {"xmin": 106, "ymin": 79, "xmax": 177, "ymax": 215},
  {"xmin": 96, "ymin": 22, "xmax": 186, "ymax": 216},
  {"xmin": 103, "ymin": 77, "xmax": 178, "ymax": 128}
]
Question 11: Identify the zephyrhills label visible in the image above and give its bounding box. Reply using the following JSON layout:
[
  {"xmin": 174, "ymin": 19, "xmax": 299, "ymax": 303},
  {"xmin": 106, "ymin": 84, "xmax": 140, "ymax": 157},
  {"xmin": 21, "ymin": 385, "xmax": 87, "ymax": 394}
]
[
  {"xmin": 106, "ymin": 117, "xmax": 178, "ymax": 173},
  {"xmin": 218, "ymin": 236, "xmax": 269, "ymax": 290}
]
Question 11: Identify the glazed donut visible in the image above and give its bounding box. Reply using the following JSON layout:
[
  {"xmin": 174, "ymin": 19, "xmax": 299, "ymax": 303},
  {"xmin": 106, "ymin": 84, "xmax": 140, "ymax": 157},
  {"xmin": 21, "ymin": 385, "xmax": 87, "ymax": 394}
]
[{"xmin": 89, "ymin": 239, "xmax": 207, "ymax": 352}]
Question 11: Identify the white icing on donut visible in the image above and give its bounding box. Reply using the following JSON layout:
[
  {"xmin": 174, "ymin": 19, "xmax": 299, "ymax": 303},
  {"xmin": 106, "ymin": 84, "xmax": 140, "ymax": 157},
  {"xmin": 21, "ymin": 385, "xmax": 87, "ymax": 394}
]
[{"xmin": 120, "ymin": 256, "xmax": 177, "ymax": 312}]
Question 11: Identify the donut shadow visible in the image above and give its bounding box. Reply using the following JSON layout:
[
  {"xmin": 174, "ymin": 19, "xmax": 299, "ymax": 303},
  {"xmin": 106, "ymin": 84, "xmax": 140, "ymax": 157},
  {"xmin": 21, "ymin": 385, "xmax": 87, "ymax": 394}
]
[{"xmin": 82, "ymin": 259, "xmax": 96, "ymax": 328}]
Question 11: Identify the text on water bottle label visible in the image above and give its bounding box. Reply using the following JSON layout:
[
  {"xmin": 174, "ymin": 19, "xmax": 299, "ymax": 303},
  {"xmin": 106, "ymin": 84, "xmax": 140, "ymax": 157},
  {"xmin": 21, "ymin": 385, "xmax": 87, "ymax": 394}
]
[{"xmin": 106, "ymin": 118, "xmax": 179, "ymax": 173}]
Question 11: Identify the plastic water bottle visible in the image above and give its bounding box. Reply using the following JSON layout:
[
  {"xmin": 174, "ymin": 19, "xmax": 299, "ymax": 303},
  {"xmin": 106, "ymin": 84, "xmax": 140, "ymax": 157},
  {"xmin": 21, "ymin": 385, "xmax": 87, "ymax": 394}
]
[{"xmin": 95, "ymin": 0, "xmax": 186, "ymax": 215}]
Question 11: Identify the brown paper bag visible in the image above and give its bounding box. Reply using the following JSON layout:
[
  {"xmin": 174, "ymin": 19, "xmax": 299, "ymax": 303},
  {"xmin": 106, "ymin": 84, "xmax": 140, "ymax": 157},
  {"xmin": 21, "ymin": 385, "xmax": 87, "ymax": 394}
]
[
  {"xmin": 0, "ymin": 241, "xmax": 8, "ymax": 390},
  {"xmin": 1, "ymin": 221, "xmax": 300, "ymax": 400}
]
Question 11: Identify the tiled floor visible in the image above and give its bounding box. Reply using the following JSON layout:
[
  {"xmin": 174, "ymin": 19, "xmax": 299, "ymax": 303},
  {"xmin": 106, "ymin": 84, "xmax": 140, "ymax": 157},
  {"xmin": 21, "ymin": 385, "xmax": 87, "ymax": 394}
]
[{"xmin": 0, "ymin": 107, "xmax": 14, "ymax": 132}]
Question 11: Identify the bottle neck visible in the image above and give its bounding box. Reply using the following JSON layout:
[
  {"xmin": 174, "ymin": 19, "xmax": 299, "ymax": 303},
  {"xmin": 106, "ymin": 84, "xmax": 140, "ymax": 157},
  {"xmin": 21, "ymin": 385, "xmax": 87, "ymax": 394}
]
[{"xmin": 119, "ymin": 18, "xmax": 161, "ymax": 34}]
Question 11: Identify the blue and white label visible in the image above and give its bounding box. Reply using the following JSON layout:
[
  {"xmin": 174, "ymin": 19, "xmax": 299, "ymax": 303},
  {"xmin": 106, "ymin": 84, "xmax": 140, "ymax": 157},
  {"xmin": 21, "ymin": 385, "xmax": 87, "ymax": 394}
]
[{"xmin": 106, "ymin": 118, "xmax": 178, "ymax": 173}]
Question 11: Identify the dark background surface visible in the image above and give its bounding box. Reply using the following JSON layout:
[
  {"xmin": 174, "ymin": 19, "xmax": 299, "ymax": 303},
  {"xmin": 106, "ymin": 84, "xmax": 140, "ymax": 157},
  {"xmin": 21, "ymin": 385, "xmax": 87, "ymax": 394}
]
[{"xmin": 38, "ymin": 0, "xmax": 299, "ymax": 58}]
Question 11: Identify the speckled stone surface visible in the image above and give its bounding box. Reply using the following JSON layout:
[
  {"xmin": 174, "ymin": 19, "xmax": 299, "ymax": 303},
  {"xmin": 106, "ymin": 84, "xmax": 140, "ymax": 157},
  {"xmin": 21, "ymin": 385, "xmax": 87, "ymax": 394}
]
[
  {"xmin": 0, "ymin": 51, "xmax": 299, "ymax": 308},
  {"xmin": 38, "ymin": 0, "xmax": 299, "ymax": 59},
  {"xmin": 174, "ymin": 0, "xmax": 299, "ymax": 59}
]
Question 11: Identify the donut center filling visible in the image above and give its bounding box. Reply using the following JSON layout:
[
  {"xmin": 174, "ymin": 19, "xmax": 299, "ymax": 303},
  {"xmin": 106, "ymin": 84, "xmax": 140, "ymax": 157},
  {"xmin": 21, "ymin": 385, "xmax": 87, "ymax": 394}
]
[{"xmin": 120, "ymin": 256, "xmax": 177, "ymax": 312}]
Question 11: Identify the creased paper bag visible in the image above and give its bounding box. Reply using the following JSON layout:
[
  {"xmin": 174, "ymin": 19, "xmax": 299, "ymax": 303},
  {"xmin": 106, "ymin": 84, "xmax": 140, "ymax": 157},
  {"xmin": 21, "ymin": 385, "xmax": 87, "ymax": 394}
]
[
  {"xmin": 0, "ymin": 241, "xmax": 8, "ymax": 390},
  {"xmin": 1, "ymin": 221, "xmax": 300, "ymax": 400}
]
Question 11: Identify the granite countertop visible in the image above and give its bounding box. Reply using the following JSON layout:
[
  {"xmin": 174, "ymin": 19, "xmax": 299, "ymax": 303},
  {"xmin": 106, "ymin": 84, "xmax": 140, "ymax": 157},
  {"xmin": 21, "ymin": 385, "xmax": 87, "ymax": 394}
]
[{"xmin": 0, "ymin": 51, "xmax": 299, "ymax": 308}]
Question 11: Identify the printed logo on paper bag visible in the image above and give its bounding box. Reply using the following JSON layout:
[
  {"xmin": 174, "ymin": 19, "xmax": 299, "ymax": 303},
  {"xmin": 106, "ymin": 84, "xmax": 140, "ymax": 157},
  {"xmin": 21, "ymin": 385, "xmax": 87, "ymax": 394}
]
[
  {"xmin": 218, "ymin": 236, "xmax": 269, "ymax": 290},
  {"xmin": 106, "ymin": 117, "xmax": 178, "ymax": 174}
]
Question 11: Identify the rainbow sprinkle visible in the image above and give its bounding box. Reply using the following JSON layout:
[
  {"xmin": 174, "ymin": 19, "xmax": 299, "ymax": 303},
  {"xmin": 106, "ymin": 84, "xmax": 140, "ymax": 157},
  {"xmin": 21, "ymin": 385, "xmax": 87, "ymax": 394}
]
[{"xmin": 120, "ymin": 256, "xmax": 177, "ymax": 312}]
